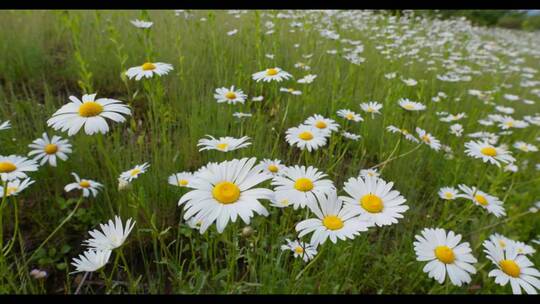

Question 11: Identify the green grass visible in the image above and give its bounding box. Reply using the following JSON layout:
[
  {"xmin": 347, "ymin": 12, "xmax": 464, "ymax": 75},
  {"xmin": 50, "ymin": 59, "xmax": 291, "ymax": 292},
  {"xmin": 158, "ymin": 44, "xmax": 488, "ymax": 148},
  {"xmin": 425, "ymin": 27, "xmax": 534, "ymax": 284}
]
[{"xmin": 0, "ymin": 10, "xmax": 539, "ymax": 294}]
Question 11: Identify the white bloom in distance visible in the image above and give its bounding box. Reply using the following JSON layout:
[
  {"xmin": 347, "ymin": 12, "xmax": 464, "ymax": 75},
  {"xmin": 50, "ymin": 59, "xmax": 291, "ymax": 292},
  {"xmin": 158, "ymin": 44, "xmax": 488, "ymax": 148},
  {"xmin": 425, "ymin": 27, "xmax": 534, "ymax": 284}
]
[
  {"xmin": 64, "ymin": 173, "xmax": 103, "ymax": 198},
  {"xmin": 214, "ymin": 86, "xmax": 247, "ymax": 105},
  {"xmin": 28, "ymin": 133, "xmax": 72, "ymax": 167},
  {"xmin": 252, "ymin": 67, "xmax": 292, "ymax": 82},
  {"xmin": 119, "ymin": 162, "xmax": 150, "ymax": 183},
  {"xmin": 126, "ymin": 62, "xmax": 173, "ymax": 81},
  {"xmin": 197, "ymin": 135, "xmax": 251, "ymax": 152}
]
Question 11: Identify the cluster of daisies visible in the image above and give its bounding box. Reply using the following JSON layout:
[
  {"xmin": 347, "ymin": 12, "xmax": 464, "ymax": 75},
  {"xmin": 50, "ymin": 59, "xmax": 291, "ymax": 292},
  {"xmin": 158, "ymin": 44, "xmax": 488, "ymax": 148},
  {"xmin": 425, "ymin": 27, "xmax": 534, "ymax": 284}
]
[{"xmin": 438, "ymin": 185, "xmax": 505, "ymax": 217}]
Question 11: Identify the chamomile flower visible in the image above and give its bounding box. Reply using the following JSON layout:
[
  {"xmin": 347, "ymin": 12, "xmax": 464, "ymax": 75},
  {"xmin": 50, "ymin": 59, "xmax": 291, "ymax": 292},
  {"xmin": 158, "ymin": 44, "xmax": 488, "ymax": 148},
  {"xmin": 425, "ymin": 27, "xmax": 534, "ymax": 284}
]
[
  {"xmin": 513, "ymin": 141, "xmax": 538, "ymax": 153},
  {"xmin": 281, "ymin": 238, "xmax": 318, "ymax": 262},
  {"xmin": 0, "ymin": 155, "xmax": 38, "ymax": 182},
  {"xmin": 71, "ymin": 250, "xmax": 111, "ymax": 273},
  {"xmin": 0, "ymin": 178, "xmax": 34, "ymax": 198},
  {"xmin": 359, "ymin": 101, "xmax": 383, "ymax": 116},
  {"xmin": 464, "ymin": 140, "xmax": 515, "ymax": 167},
  {"xmin": 251, "ymin": 96, "xmax": 264, "ymax": 102},
  {"xmin": 255, "ymin": 159, "xmax": 285, "ymax": 176},
  {"xmin": 197, "ymin": 135, "xmax": 251, "ymax": 152},
  {"xmin": 297, "ymin": 74, "xmax": 317, "ymax": 84},
  {"xmin": 64, "ymin": 173, "xmax": 103, "ymax": 198},
  {"xmin": 119, "ymin": 162, "xmax": 149, "ymax": 183},
  {"xmin": 414, "ymin": 228, "xmax": 477, "ymax": 286},
  {"xmin": 449, "ymin": 124, "xmax": 463, "ymax": 137},
  {"xmin": 438, "ymin": 187, "xmax": 459, "ymax": 200},
  {"xmin": 457, "ymin": 184, "xmax": 506, "ymax": 217},
  {"xmin": 498, "ymin": 116, "xmax": 528, "ymax": 129},
  {"xmin": 168, "ymin": 172, "xmax": 194, "ymax": 188},
  {"xmin": 398, "ymin": 98, "xmax": 426, "ymax": 111},
  {"xmin": 386, "ymin": 125, "xmax": 419, "ymax": 143},
  {"xmin": 359, "ymin": 168, "xmax": 379, "ymax": 178},
  {"xmin": 304, "ymin": 114, "xmax": 339, "ymax": 135},
  {"xmin": 337, "ymin": 109, "xmax": 363, "ymax": 122},
  {"xmin": 178, "ymin": 158, "xmax": 273, "ymax": 234},
  {"xmin": 285, "ymin": 125, "xmax": 327, "ymax": 152},
  {"xmin": 27, "ymin": 133, "xmax": 72, "ymax": 167},
  {"xmin": 279, "ymin": 87, "xmax": 302, "ymax": 95},
  {"xmin": 401, "ymin": 78, "xmax": 418, "ymax": 86},
  {"xmin": 440, "ymin": 113, "xmax": 466, "ymax": 122},
  {"xmin": 130, "ymin": 19, "xmax": 153, "ymax": 28},
  {"xmin": 340, "ymin": 175, "xmax": 408, "ymax": 227},
  {"xmin": 214, "ymin": 86, "xmax": 247, "ymax": 104},
  {"xmin": 0, "ymin": 120, "xmax": 10, "ymax": 131},
  {"xmin": 341, "ymin": 131, "xmax": 361, "ymax": 141},
  {"xmin": 47, "ymin": 93, "xmax": 131, "ymax": 136},
  {"xmin": 483, "ymin": 239, "xmax": 540, "ymax": 294},
  {"xmin": 252, "ymin": 67, "xmax": 292, "ymax": 82},
  {"xmin": 295, "ymin": 191, "xmax": 370, "ymax": 246},
  {"xmin": 272, "ymin": 165, "xmax": 335, "ymax": 210},
  {"xmin": 83, "ymin": 215, "xmax": 136, "ymax": 251},
  {"xmin": 126, "ymin": 62, "xmax": 173, "ymax": 80},
  {"xmin": 416, "ymin": 127, "xmax": 441, "ymax": 151}
]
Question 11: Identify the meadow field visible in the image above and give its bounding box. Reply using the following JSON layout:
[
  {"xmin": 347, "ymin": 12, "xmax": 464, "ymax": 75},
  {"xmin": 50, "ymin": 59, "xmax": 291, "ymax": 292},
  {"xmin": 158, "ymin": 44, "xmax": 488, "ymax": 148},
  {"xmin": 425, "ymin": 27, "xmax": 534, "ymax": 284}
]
[{"xmin": 0, "ymin": 10, "xmax": 539, "ymax": 294}]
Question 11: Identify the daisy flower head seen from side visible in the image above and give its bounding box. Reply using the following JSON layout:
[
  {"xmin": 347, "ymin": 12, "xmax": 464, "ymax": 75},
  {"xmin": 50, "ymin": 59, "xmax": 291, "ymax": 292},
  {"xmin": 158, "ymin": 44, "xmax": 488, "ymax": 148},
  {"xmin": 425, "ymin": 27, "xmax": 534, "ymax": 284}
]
[
  {"xmin": 197, "ymin": 135, "xmax": 251, "ymax": 152},
  {"xmin": 281, "ymin": 238, "xmax": 318, "ymax": 262},
  {"xmin": 285, "ymin": 125, "xmax": 327, "ymax": 152},
  {"xmin": 272, "ymin": 165, "xmax": 335, "ymax": 210},
  {"xmin": 483, "ymin": 239, "xmax": 540, "ymax": 294},
  {"xmin": 214, "ymin": 86, "xmax": 247, "ymax": 105},
  {"xmin": 341, "ymin": 131, "xmax": 361, "ymax": 141},
  {"xmin": 0, "ymin": 120, "xmax": 10, "ymax": 131},
  {"xmin": 295, "ymin": 190, "xmax": 371, "ymax": 246},
  {"xmin": 0, "ymin": 155, "xmax": 38, "ymax": 182},
  {"xmin": 28, "ymin": 133, "xmax": 72, "ymax": 167},
  {"xmin": 337, "ymin": 109, "xmax": 363, "ymax": 122},
  {"xmin": 359, "ymin": 101, "xmax": 383, "ymax": 116},
  {"xmin": 47, "ymin": 93, "xmax": 131, "ymax": 136},
  {"xmin": 513, "ymin": 141, "xmax": 538, "ymax": 153},
  {"xmin": 457, "ymin": 184, "xmax": 506, "ymax": 217},
  {"xmin": 168, "ymin": 172, "xmax": 194, "ymax": 188},
  {"xmin": 71, "ymin": 249, "xmax": 111, "ymax": 274},
  {"xmin": 464, "ymin": 140, "xmax": 515, "ymax": 167},
  {"xmin": 398, "ymin": 98, "xmax": 426, "ymax": 111},
  {"xmin": 303, "ymin": 114, "xmax": 340, "ymax": 136},
  {"xmin": 0, "ymin": 178, "xmax": 34, "ymax": 198},
  {"xmin": 359, "ymin": 168, "xmax": 379, "ymax": 179},
  {"xmin": 64, "ymin": 173, "xmax": 103, "ymax": 198},
  {"xmin": 416, "ymin": 127, "xmax": 441, "ymax": 151},
  {"xmin": 255, "ymin": 159, "xmax": 285, "ymax": 176},
  {"xmin": 130, "ymin": 19, "xmax": 153, "ymax": 28},
  {"xmin": 119, "ymin": 162, "xmax": 150, "ymax": 183},
  {"xmin": 438, "ymin": 187, "xmax": 459, "ymax": 200},
  {"xmin": 83, "ymin": 215, "xmax": 136, "ymax": 251},
  {"xmin": 178, "ymin": 158, "xmax": 273, "ymax": 234},
  {"xmin": 252, "ymin": 67, "xmax": 292, "ymax": 82},
  {"xmin": 340, "ymin": 175, "xmax": 408, "ymax": 227},
  {"xmin": 386, "ymin": 125, "xmax": 419, "ymax": 143},
  {"xmin": 414, "ymin": 228, "xmax": 477, "ymax": 286},
  {"xmin": 126, "ymin": 62, "xmax": 173, "ymax": 80}
]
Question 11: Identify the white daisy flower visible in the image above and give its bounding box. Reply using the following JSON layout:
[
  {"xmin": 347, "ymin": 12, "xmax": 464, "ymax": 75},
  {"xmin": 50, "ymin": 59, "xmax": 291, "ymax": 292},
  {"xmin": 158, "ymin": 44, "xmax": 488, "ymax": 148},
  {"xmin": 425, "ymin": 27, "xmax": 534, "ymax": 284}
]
[
  {"xmin": 0, "ymin": 155, "xmax": 38, "ymax": 182},
  {"xmin": 64, "ymin": 173, "xmax": 103, "ymax": 198},
  {"xmin": 414, "ymin": 228, "xmax": 477, "ymax": 286},
  {"xmin": 285, "ymin": 125, "xmax": 327, "ymax": 152},
  {"xmin": 130, "ymin": 19, "xmax": 153, "ymax": 28},
  {"xmin": 125, "ymin": 62, "xmax": 173, "ymax": 81},
  {"xmin": 498, "ymin": 116, "xmax": 529, "ymax": 130},
  {"xmin": 449, "ymin": 124, "xmax": 463, "ymax": 137},
  {"xmin": 483, "ymin": 239, "xmax": 540, "ymax": 294},
  {"xmin": 0, "ymin": 178, "xmax": 34, "ymax": 198},
  {"xmin": 178, "ymin": 158, "xmax": 273, "ymax": 234},
  {"xmin": 416, "ymin": 127, "xmax": 441, "ymax": 151},
  {"xmin": 119, "ymin": 162, "xmax": 150, "ymax": 183},
  {"xmin": 47, "ymin": 93, "xmax": 131, "ymax": 136},
  {"xmin": 359, "ymin": 168, "xmax": 379, "ymax": 178},
  {"xmin": 227, "ymin": 29, "xmax": 238, "ymax": 36},
  {"xmin": 303, "ymin": 114, "xmax": 339, "ymax": 135},
  {"xmin": 401, "ymin": 78, "xmax": 418, "ymax": 86},
  {"xmin": 384, "ymin": 72, "xmax": 397, "ymax": 79},
  {"xmin": 252, "ymin": 67, "xmax": 292, "ymax": 83},
  {"xmin": 0, "ymin": 120, "xmax": 10, "ymax": 131},
  {"xmin": 280, "ymin": 238, "xmax": 318, "ymax": 262},
  {"xmin": 197, "ymin": 135, "xmax": 251, "ymax": 152},
  {"xmin": 340, "ymin": 175, "xmax": 408, "ymax": 227},
  {"xmin": 337, "ymin": 109, "xmax": 363, "ymax": 122},
  {"xmin": 440, "ymin": 113, "xmax": 466, "ymax": 122},
  {"xmin": 255, "ymin": 159, "xmax": 285, "ymax": 176},
  {"xmin": 386, "ymin": 125, "xmax": 419, "ymax": 143},
  {"xmin": 83, "ymin": 215, "xmax": 136, "ymax": 251},
  {"xmin": 489, "ymin": 233, "xmax": 536, "ymax": 256},
  {"xmin": 341, "ymin": 131, "xmax": 361, "ymax": 141},
  {"xmin": 495, "ymin": 106, "xmax": 515, "ymax": 114},
  {"xmin": 457, "ymin": 184, "xmax": 506, "ymax": 217},
  {"xmin": 168, "ymin": 172, "xmax": 194, "ymax": 188},
  {"xmin": 251, "ymin": 96, "xmax": 264, "ymax": 102},
  {"xmin": 279, "ymin": 87, "xmax": 302, "ymax": 95},
  {"xmin": 71, "ymin": 249, "xmax": 111, "ymax": 273},
  {"xmin": 272, "ymin": 165, "xmax": 335, "ymax": 210},
  {"xmin": 513, "ymin": 141, "xmax": 538, "ymax": 153},
  {"xmin": 359, "ymin": 101, "xmax": 383, "ymax": 116},
  {"xmin": 295, "ymin": 191, "xmax": 370, "ymax": 246},
  {"xmin": 398, "ymin": 98, "xmax": 426, "ymax": 111},
  {"xmin": 27, "ymin": 133, "xmax": 72, "ymax": 167},
  {"xmin": 297, "ymin": 74, "xmax": 317, "ymax": 84},
  {"xmin": 233, "ymin": 112, "xmax": 252, "ymax": 119},
  {"xmin": 214, "ymin": 86, "xmax": 247, "ymax": 104},
  {"xmin": 438, "ymin": 187, "xmax": 459, "ymax": 200},
  {"xmin": 464, "ymin": 140, "xmax": 515, "ymax": 167}
]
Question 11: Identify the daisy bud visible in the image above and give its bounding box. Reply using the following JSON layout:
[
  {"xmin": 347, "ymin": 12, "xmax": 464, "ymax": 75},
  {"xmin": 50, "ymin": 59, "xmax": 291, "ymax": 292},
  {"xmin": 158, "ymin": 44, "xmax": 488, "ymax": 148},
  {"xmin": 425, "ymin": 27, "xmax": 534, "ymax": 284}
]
[{"xmin": 241, "ymin": 226, "xmax": 254, "ymax": 238}]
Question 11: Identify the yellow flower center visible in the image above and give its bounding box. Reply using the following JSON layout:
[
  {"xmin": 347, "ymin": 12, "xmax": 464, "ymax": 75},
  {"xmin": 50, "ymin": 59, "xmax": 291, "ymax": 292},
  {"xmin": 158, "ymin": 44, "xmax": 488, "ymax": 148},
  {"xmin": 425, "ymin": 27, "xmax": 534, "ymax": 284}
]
[
  {"xmin": 367, "ymin": 107, "xmax": 375, "ymax": 112},
  {"xmin": 499, "ymin": 259, "xmax": 520, "ymax": 278},
  {"xmin": 79, "ymin": 180, "xmax": 91, "ymax": 188},
  {"xmin": 480, "ymin": 147, "xmax": 497, "ymax": 157},
  {"xmin": 294, "ymin": 246, "xmax": 304, "ymax": 254},
  {"xmin": 0, "ymin": 161, "xmax": 17, "ymax": 173},
  {"xmin": 298, "ymin": 131, "xmax": 313, "ymax": 141},
  {"xmin": 315, "ymin": 121, "xmax": 327, "ymax": 129},
  {"xmin": 268, "ymin": 164, "xmax": 279, "ymax": 173},
  {"xmin": 6, "ymin": 186, "xmax": 18, "ymax": 196},
  {"xmin": 212, "ymin": 181, "xmax": 240, "ymax": 204},
  {"xmin": 225, "ymin": 91, "xmax": 237, "ymax": 99},
  {"xmin": 216, "ymin": 143, "xmax": 229, "ymax": 151},
  {"xmin": 44, "ymin": 144, "xmax": 58, "ymax": 155},
  {"xmin": 266, "ymin": 68, "xmax": 278, "ymax": 76},
  {"xmin": 142, "ymin": 62, "xmax": 156, "ymax": 71},
  {"xmin": 421, "ymin": 135, "xmax": 431, "ymax": 143},
  {"xmin": 444, "ymin": 192, "xmax": 454, "ymax": 199},
  {"xmin": 78, "ymin": 102, "xmax": 104, "ymax": 117},
  {"xmin": 322, "ymin": 215, "xmax": 344, "ymax": 230},
  {"xmin": 505, "ymin": 121, "xmax": 514, "ymax": 128},
  {"xmin": 401, "ymin": 129, "xmax": 409, "ymax": 135},
  {"xmin": 130, "ymin": 168, "xmax": 141, "ymax": 177},
  {"xmin": 434, "ymin": 245, "xmax": 455, "ymax": 264},
  {"xmin": 345, "ymin": 113, "xmax": 354, "ymax": 120},
  {"xmin": 474, "ymin": 194, "xmax": 488, "ymax": 206},
  {"xmin": 403, "ymin": 104, "xmax": 415, "ymax": 110},
  {"xmin": 178, "ymin": 179, "xmax": 189, "ymax": 186},
  {"xmin": 360, "ymin": 193, "xmax": 384, "ymax": 213},
  {"xmin": 294, "ymin": 177, "xmax": 314, "ymax": 192}
]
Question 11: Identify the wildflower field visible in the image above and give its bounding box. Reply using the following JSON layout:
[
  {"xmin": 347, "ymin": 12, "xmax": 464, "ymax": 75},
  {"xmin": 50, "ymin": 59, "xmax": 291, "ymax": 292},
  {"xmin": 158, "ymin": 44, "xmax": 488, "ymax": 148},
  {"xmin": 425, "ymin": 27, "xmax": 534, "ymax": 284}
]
[{"xmin": 0, "ymin": 10, "xmax": 539, "ymax": 294}]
